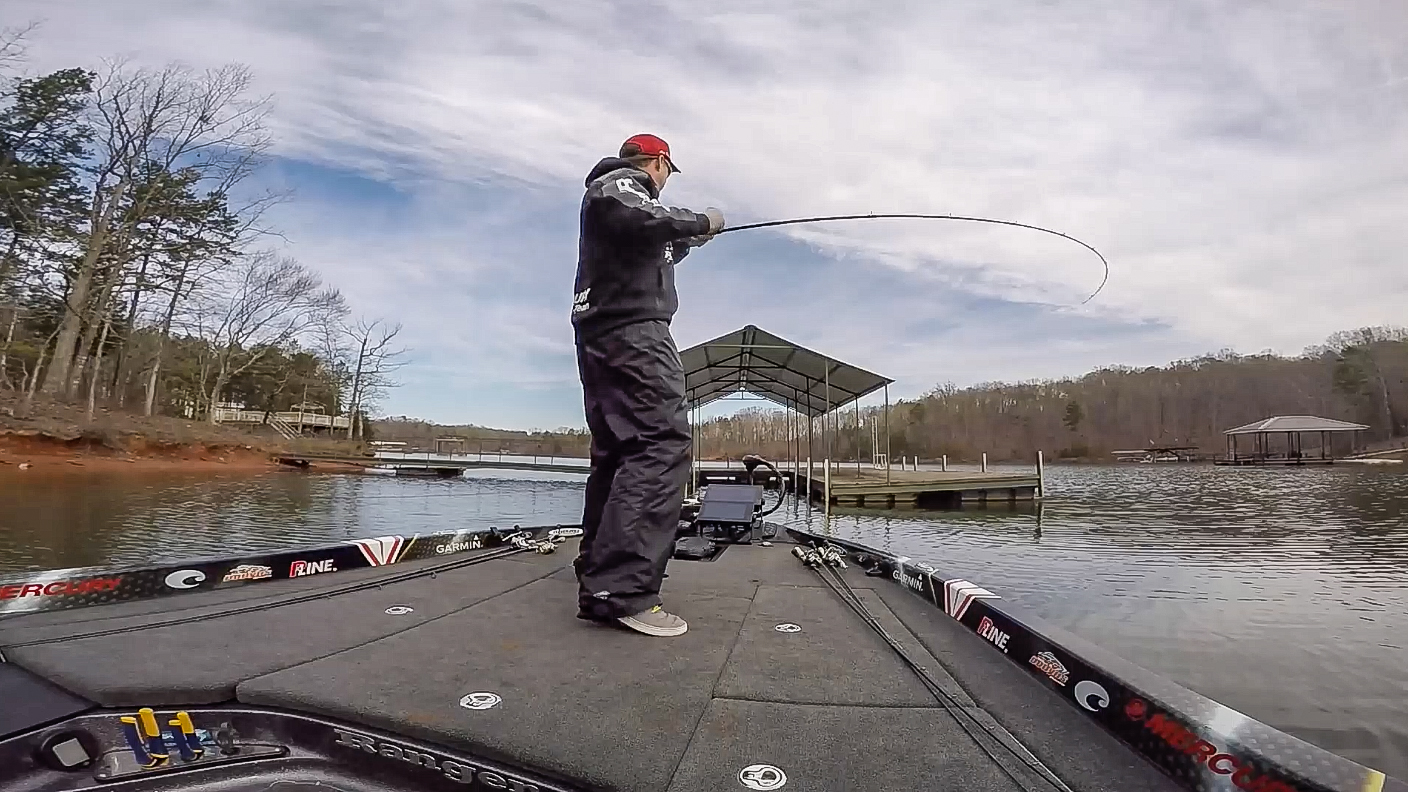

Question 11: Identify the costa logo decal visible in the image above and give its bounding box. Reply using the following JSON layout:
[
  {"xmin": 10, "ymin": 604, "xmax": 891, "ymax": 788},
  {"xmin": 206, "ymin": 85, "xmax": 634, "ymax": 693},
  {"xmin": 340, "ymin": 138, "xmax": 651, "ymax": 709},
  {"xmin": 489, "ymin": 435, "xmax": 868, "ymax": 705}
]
[
  {"xmin": 1121, "ymin": 698, "xmax": 1297, "ymax": 792},
  {"xmin": 290, "ymin": 559, "xmax": 337, "ymax": 577},
  {"xmin": 164, "ymin": 570, "xmax": 206, "ymax": 590},
  {"xmin": 0, "ymin": 577, "xmax": 122, "ymax": 599},
  {"xmin": 349, "ymin": 537, "xmax": 405, "ymax": 567},
  {"xmin": 977, "ymin": 616, "xmax": 1010, "ymax": 652},
  {"xmin": 942, "ymin": 579, "xmax": 997, "ymax": 619},
  {"xmin": 332, "ymin": 728, "xmax": 542, "ymax": 790},
  {"xmin": 1074, "ymin": 680, "xmax": 1110, "ymax": 712}
]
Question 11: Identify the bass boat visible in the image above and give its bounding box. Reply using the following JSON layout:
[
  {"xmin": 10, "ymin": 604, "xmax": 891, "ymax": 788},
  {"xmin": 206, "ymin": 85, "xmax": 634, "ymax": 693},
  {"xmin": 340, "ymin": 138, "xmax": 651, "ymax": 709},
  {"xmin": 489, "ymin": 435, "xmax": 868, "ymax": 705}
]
[{"xmin": 1, "ymin": 462, "xmax": 1402, "ymax": 792}]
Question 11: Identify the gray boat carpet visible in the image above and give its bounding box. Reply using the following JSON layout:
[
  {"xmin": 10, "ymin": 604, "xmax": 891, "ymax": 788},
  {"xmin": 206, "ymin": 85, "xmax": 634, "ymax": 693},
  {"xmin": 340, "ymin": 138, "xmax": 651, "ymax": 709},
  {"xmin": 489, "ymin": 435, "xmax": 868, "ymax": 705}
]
[
  {"xmin": 1, "ymin": 536, "xmax": 1183, "ymax": 791},
  {"xmin": 238, "ymin": 575, "xmax": 754, "ymax": 792},
  {"xmin": 872, "ymin": 580, "xmax": 1184, "ymax": 792},
  {"xmin": 0, "ymin": 554, "xmax": 560, "ymax": 706},
  {"xmin": 667, "ymin": 699, "xmax": 1025, "ymax": 792}
]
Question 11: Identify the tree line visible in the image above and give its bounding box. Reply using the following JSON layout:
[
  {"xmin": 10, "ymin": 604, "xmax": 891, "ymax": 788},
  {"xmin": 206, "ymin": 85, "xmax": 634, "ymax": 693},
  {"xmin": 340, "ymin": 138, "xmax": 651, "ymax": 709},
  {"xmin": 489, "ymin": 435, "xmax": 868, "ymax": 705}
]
[
  {"xmin": 0, "ymin": 24, "xmax": 406, "ymax": 434},
  {"xmin": 688, "ymin": 326, "xmax": 1408, "ymax": 462}
]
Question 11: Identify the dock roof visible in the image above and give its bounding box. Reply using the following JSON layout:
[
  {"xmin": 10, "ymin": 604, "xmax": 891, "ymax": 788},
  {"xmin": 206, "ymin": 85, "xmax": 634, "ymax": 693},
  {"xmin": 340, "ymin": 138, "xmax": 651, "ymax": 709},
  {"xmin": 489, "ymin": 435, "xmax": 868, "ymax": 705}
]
[
  {"xmin": 1223, "ymin": 415, "xmax": 1370, "ymax": 435},
  {"xmin": 680, "ymin": 324, "xmax": 894, "ymax": 417}
]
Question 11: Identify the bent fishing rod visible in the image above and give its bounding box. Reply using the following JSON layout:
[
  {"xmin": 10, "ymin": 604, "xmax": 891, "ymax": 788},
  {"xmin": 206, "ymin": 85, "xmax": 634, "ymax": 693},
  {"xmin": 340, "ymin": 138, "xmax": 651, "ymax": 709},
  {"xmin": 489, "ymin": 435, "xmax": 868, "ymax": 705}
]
[{"xmin": 713, "ymin": 213, "xmax": 1110, "ymax": 305}]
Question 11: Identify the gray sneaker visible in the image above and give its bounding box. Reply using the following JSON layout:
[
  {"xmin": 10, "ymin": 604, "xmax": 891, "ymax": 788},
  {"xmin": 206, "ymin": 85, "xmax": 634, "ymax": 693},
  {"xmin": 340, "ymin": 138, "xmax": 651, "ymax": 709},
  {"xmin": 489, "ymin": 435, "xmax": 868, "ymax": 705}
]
[{"xmin": 617, "ymin": 605, "xmax": 688, "ymax": 637}]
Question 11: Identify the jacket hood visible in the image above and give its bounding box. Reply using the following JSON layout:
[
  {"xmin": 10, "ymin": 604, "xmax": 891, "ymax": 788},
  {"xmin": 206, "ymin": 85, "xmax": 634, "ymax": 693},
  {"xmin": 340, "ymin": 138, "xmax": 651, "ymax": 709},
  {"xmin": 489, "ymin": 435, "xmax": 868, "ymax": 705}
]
[{"xmin": 584, "ymin": 157, "xmax": 657, "ymax": 195}]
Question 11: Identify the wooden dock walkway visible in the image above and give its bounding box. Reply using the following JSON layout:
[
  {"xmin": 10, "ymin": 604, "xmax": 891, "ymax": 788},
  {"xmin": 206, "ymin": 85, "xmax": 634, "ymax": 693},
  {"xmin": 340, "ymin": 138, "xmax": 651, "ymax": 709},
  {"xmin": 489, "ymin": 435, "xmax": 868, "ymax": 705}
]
[
  {"xmin": 274, "ymin": 453, "xmax": 1044, "ymax": 508},
  {"xmin": 790, "ymin": 467, "xmax": 1041, "ymax": 507}
]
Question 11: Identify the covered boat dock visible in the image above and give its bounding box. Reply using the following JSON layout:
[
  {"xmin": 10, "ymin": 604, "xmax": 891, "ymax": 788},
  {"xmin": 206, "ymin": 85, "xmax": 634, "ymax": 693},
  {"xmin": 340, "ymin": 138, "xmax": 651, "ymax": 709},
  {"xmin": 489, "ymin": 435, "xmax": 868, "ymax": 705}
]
[
  {"xmin": 680, "ymin": 325, "xmax": 1042, "ymax": 507},
  {"xmin": 1216, "ymin": 415, "xmax": 1370, "ymax": 466}
]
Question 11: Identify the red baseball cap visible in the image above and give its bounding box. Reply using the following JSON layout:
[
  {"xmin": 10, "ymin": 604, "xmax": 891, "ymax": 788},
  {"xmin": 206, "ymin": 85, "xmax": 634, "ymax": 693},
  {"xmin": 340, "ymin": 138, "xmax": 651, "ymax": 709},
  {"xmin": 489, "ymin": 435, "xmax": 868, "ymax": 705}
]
[{"xmin": 620, "ymin": 133, "xmax": 681, "ymax": 173}]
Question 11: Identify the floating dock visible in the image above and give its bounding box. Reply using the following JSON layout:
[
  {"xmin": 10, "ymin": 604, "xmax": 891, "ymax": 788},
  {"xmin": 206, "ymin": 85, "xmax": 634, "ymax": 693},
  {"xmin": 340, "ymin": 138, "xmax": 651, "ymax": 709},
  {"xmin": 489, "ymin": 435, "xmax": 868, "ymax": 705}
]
[{"xmin": 791, "ymin": 467, "xmax": 1041, "ymax": 508}]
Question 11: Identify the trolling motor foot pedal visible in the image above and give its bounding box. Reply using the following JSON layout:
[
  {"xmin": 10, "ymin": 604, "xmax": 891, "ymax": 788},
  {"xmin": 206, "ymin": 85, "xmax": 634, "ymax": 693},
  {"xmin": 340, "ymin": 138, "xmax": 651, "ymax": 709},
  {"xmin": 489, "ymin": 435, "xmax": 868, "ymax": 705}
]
[{"xmin": 673, "ymin": 536, "xmax": 718, "ymax": 561}]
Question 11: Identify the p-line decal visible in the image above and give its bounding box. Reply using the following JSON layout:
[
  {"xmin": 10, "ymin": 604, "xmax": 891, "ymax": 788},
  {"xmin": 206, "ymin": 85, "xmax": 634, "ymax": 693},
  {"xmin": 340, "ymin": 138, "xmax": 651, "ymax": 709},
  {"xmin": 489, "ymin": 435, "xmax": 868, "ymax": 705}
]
[{"xmin": 348, "ymin": 536, "xmax": 406, "ymax": 567}]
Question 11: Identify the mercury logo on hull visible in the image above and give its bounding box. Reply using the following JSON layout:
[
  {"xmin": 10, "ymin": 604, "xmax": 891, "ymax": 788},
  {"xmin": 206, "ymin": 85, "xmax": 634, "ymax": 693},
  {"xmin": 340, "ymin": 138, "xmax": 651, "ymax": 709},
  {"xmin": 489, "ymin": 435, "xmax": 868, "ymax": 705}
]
[{"xmin": 333, "ymin": 728, "xmax": 542, "ymax": 790}]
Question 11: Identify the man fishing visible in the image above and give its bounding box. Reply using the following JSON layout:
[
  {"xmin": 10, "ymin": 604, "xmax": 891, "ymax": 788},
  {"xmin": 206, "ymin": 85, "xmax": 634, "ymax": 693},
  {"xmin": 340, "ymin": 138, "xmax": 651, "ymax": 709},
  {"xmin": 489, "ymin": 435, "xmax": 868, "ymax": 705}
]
[{"xmin": 570, "ymin": 133, "xmax": 725, "ymax": 637}]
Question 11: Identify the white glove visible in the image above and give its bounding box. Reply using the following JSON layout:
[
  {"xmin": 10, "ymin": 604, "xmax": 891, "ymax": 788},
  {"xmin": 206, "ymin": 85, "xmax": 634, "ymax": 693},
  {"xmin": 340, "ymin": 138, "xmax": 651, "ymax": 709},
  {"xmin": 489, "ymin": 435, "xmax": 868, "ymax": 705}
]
[{"xmin": 703, "ymin": 207, "xmax": 725, "ymax": 234}]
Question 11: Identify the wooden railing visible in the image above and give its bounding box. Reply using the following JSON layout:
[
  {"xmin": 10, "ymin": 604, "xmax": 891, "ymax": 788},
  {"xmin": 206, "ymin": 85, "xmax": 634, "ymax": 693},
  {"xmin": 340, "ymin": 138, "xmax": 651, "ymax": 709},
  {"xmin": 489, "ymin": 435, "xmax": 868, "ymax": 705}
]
[{"xmin": 210, "ymin": 408, "xmax": 351, "ymax": 430}]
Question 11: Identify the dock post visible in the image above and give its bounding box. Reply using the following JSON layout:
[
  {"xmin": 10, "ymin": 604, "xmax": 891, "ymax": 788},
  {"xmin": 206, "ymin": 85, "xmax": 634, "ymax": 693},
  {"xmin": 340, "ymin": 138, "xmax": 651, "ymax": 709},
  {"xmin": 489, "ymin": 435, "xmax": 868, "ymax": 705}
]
[
  {"xmin": 982, "ymin": 453, "xmax": 988, "ymax": 473},
  {"xmin": 1037, "ymin": 450, "xmax": 1045, "ymax": 499},
  {"xmin": 824, "ymin": 457, "xmax": 831, "ymax": 518},
  {"xmin": 941, "ymin": 455, "xmax": 947, "ymax": 472}
]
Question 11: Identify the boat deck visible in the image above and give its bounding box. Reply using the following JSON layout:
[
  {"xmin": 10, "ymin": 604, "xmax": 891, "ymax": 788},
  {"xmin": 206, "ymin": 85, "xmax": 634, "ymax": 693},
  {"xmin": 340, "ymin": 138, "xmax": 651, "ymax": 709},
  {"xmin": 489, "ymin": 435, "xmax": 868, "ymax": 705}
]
[{"xmin": 0, "ymin": 537, "xmax": 1178, "ymax": 792}]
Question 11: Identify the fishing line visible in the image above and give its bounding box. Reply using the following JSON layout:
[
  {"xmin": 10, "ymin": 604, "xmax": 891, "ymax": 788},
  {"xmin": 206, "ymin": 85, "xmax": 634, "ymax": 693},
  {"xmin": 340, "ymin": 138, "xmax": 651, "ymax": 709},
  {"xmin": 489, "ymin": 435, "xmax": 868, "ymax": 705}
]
[
  {"xmin": 716, "ymin": 213, "xmax": 1109, "ymax": 306},
  {"xmin": 794, "ymin": 543, "xmax": 1077, "ymax": 792}
]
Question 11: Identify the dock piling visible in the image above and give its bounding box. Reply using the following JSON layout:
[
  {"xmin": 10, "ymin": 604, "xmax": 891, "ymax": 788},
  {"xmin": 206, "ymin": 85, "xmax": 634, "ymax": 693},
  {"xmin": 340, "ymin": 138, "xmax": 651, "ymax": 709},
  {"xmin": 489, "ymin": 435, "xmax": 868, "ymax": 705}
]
[
  {"xmin": 982, "ymin": 453, "xmax": 988, "ymax": 473},
  {"xmin": 1037, "ymin": 450, "xmax": 1045, "ymax": 499},
  {"xmin": 941, "ymin": 454, "xmax": 947, "ymax": 472}
]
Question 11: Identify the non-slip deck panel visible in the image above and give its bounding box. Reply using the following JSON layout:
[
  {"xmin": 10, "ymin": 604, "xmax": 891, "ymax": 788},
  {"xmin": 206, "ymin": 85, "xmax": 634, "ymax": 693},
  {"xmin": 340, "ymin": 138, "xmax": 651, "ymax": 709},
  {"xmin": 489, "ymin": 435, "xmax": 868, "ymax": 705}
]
[
  {"xmin": 0, "ymin": 662, "xmax": 92, "ymax": 739},
  {"xmin": 0, "ymin": 549, "xmax": 563, "ymax": 643},
  {"xmin": 872, "ymin": 583, "xmax": 1184, "ymax": 792},
  {"xmin": 2, "ymin": 558, "xmax": 559, "ymax": 707},
  {"xmin": 238, "ymin": 576, "xmax": 753, "ymax": 792},
  {"xmin": 714, "ymin": 583, "xmax": 973, "ymax": 707},
  {"xmin": 666, "ymin": 699, "xmax": 1024, "ymax": 792}
]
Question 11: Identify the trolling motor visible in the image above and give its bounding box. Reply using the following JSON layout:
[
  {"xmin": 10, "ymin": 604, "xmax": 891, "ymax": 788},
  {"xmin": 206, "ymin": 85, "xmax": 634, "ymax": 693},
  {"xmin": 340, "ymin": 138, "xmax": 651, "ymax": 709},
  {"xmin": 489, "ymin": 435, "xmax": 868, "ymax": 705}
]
[{"xmin": 673, "ymin": 454, "xmax": 785, "ymax": 560}]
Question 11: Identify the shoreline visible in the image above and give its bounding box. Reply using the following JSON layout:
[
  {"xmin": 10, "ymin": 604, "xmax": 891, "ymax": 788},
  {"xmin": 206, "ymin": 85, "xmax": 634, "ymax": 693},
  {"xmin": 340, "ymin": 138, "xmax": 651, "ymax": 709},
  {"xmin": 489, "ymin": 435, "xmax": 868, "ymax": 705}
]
[{"xmin": 0, "ymin": 431, "xmax": 369, "ymax": 476}]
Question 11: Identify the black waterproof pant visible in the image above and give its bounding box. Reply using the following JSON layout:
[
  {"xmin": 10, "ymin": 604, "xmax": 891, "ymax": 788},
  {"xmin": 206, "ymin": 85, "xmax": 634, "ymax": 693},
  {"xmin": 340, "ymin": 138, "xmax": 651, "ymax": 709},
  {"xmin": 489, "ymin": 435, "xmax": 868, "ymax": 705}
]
[{"xmin": 573, "ymin": 319, "xmax": 693, "ymax": 620}]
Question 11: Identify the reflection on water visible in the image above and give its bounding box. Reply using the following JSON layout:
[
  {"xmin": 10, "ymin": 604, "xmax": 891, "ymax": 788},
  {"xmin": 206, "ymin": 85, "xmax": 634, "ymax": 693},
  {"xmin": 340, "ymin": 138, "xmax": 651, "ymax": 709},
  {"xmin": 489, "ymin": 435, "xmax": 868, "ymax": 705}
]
[{"xmin": 1, "ymin": 461, "xmax": 1405, "ymax": 776}]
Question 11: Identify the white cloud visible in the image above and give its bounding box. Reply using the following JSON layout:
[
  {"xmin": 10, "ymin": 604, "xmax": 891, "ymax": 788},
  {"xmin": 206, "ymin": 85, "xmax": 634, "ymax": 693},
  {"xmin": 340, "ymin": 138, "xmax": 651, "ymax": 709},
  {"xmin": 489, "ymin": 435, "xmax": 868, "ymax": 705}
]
[{"xmin": 7, "ymin": 0, "xmax": 1408, "ymax": 426}]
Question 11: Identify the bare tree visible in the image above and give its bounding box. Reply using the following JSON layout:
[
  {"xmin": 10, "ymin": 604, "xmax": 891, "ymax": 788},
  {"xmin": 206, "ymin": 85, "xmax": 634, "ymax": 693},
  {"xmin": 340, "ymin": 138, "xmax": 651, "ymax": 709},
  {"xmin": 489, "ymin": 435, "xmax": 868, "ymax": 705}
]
[
  {"xmin": 0, "ymin": 21, "xmax": 38, "ymax": 71},
  {"xmin": 338, "ymin": 317, "xmax": 408, "ymax": 438},
  {"xmin": 200, "ymin": 250, "xmax": 347, "ymax": 421},
  {"xmin": 40, "ymin": 58, "xmax": 272, "ymax": 397}
]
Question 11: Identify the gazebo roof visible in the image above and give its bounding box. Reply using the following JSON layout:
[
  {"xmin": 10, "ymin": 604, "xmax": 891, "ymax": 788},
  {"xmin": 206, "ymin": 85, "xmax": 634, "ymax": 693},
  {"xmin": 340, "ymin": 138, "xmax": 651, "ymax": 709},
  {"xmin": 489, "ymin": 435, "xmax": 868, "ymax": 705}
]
[
  {"xmin": 1223, "ymin": 415, "xmax": 1369, "ymax": 435},
  {"xmin": 680, "ymin": 325, "xmax": 893, "ymax": 418}
]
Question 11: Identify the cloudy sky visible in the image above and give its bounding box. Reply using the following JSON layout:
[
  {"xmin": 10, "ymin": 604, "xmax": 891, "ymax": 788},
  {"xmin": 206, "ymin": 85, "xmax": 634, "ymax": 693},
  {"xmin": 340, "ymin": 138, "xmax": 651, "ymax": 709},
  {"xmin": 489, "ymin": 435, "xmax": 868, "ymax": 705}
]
[{"xmin": 7, "ymin": 1, "xmax": 1407, "ymax": 429}]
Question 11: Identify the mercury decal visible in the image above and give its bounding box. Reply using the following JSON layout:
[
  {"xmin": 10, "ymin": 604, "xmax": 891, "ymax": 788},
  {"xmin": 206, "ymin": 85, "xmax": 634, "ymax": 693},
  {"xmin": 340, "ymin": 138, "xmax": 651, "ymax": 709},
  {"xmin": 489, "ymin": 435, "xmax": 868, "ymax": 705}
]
[
  {"xmin": 1121, "ymin": 699, "xmax": 1298, "ymax": 792},
  {"xmin": 333, "ymin": 728, "xmax": 541, "ymax": 790},
  {"xmin": 0, "ymin": 577, "xmax": 122, "ymax": 599},
  {"xmin": 977, "ymin": 616, "xmax": 1010, "ymax": 652}
]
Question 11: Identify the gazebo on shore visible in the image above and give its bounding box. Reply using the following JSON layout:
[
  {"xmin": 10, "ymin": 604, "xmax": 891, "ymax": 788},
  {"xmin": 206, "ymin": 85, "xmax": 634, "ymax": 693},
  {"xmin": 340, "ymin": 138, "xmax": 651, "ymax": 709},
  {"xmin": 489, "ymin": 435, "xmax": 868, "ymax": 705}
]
[{"xmin": 1216, "ymin": 415, "xmax": 1369, "ymax": 466}]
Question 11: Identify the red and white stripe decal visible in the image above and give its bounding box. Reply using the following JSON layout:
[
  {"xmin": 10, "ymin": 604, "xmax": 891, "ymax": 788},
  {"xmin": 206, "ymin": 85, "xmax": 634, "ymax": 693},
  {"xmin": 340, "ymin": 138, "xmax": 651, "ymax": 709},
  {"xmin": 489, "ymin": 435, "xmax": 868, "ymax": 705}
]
[
  {"xmin": 943, "ymin": 579, "xmax": 998, "ymax": 620},
  {"xmin": 349, "ymin": 536, "xmax": 405, "ymax": 567}
]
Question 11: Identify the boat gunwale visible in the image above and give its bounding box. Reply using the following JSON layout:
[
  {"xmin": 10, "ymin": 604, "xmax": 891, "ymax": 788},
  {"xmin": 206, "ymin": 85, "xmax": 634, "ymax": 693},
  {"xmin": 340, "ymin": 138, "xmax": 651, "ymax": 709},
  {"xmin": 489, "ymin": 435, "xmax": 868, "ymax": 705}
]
[{"xmin": 784, "ymin": 525, "xmax": 1402, "ymax": 792}]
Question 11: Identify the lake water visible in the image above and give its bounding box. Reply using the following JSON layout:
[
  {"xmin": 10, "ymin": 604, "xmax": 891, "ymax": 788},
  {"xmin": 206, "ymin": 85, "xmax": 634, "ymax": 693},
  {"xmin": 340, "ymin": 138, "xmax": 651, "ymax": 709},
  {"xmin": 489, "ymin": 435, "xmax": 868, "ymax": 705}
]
[{"xmin": 1, "ymin": 460, "xmax": 1404, "ymax": 777}]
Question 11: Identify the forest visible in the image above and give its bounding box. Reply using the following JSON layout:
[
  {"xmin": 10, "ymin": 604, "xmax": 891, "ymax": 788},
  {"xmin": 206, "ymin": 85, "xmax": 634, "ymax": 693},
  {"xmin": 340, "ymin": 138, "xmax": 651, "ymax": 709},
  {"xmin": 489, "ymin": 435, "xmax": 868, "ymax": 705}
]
[
  {"xmin": 685, "ymin": 327, "xmax": 1408, "ymax": 463},
  {"xmin": 0, "ymin": 24, "xmax": 404, "ymax": 435}
]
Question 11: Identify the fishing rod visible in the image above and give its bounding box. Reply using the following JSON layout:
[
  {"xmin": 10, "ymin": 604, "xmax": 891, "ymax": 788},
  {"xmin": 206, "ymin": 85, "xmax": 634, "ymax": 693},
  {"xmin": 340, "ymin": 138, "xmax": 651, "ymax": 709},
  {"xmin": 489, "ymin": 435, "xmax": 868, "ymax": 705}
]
[{"xmin": 714, "ymin": 213, "xmax": 1110, "ymax": 305}]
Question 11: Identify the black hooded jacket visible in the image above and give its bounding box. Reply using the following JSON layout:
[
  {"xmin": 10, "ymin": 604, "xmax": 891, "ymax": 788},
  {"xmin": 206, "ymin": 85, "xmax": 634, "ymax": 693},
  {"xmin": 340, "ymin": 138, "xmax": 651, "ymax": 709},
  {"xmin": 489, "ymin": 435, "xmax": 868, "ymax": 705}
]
[{"xmin": 571, "ymin": 157, "xmax": 713, "ymax": 340}]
